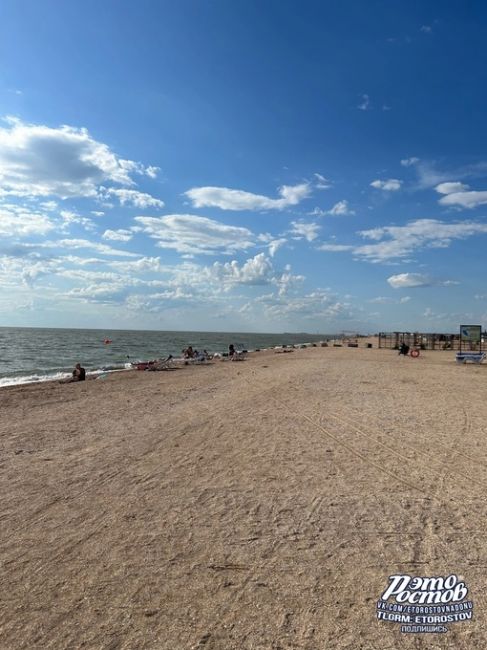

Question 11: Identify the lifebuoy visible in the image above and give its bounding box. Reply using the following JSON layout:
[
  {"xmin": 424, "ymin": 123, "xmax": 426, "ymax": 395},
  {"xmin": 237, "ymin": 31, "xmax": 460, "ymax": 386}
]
[
  {"xmin": 104, "ymin": 339, "xmax": 112, "ymax": 344},
  {"xmin": 410, "ymin": 349, "xmax": 420, "ymax": 358}
]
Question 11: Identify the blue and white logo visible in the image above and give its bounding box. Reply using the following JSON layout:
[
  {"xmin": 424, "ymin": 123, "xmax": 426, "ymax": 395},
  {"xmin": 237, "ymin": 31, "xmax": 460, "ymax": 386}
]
[{"xmin": 376, "ymin": 574, "xmax": 473, "ymax": 634}]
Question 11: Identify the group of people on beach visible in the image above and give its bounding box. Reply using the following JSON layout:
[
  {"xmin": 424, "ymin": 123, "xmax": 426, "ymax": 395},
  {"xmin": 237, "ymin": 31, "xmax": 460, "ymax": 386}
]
[
  {"xmin": 66, "ymin": 342, "xmax": 244, "ymax": 384},
  {"xmin": 182, "ymin": 346, "xmax": 211, "ymax": 360}
]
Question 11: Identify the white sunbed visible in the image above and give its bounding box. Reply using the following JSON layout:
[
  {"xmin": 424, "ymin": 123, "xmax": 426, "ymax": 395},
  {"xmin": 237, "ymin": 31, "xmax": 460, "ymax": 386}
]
[{"xmin": 455, "ymin": 351, "xmax": 486, "ymax": 364}]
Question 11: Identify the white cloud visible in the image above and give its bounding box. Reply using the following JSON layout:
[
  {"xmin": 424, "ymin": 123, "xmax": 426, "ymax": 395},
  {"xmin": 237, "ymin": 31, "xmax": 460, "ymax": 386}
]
[
  {"xmin": 0, "ymin": 254, "xmax": 62, "ymax": 287},
  {"xmin": 327, "ymin": 200, "xmax": 355, "ymax": 216},
  {"xmin": 413, "ymin": 160, "xmax": 487, "ymax": 190},
  {"xmin": 387, "ymin": 273, "xmax": 432, "ymax": 288},
  {"xmin": 368, "ymin": 295, "xmax": 411, "ymax": 304},
  {"xmin": 387, "ymin": 274, "xmax": 457, "ymax": 289},
  {"xmin": 400, "ymin": 157, "xmax": 420, "ymax": 167},
  {"xmin": 268, "ymin": 238, "xmax": 287, "ymax": 256},
  {"xmin": 134, "ymin": 214, "xmax": 254, "ymax": 255},
  {"xmin": 184, "ymin": 182, "xmax": 311, "ymax": 211},
  {"xmin": 258, "ymin": 289, "xmax": 352, "ymax": 321},
  {"xmin": 102, "ymin": 229, "xmax": 133, "ymax": 242},
  {"xmin": 313, "ymin": 173, "xmax": 332, "ymax": 189},
  {"xmin": 370, "ymin": 178, "xmax": 402, "ymax": 191},
  {"xmin": 357, "ymin": 94, "xmax": 370, "ymax": 111},
  {"xmin": 289, "ymin": 220, "xmax": 320, "ymax": 241},
  {"xmin": 318, "ymin": 243, "xmax": 354, "ymax": 252},
  {"xmin": 435, "ymin": 182, "xmax": 470, "ymax": 195},
  {"xmin": 207, "ymin": 253, "xmax": 276, "ymax": 287},
  {"xmin": 100, "ymin": 187, "xmax": 165, "ymax": 209},
  {"xmin": 420, "ymin": 25, "xmax": 432, "ymax": 33},
  {"xmin": 60, "ymin": 210, "xmax": 96, "ymax": 232},
  {"xmin": 438, "ymin": 189, "xmax": 487, "ymax": 209},
  {"xmin": 0, "ymin": 206, "xmax": 55, "ymax": 236},
  {"xmin": 0, "ymin": 117, "xmax": 158, "ymax": 199},
  {"xmin": 145, "ymin": 166, "xmax": 160, "ymax": 179},
  {"xmin": 32, "ymin": 238, "xmax": 139, "ymax": 257},
  {"xmin": 40, "ymin": 200, "xmax": 58, "ymax": 211},
  {"xmin": 319, "ymin": 218, "xmax": 487, "ymax": 263}
]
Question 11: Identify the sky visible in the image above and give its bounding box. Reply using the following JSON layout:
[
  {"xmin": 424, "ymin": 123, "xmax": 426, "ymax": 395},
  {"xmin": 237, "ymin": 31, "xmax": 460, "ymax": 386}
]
[{"xmin": 1, "ymin": 0, "xmax": 487, "ymax": 333}]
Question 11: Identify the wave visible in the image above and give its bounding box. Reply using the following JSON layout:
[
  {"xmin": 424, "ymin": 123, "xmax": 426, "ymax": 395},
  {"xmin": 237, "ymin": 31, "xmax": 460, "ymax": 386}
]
[{"xmin": 0, "ymin": 363, "xmax": 132, "ymax": 388}]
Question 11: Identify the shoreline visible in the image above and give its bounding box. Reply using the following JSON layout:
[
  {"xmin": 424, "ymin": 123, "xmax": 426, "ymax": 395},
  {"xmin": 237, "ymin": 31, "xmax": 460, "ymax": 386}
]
[{"xmin": 0, "ymin": 337, "xmax": 337, "ymax": 389}]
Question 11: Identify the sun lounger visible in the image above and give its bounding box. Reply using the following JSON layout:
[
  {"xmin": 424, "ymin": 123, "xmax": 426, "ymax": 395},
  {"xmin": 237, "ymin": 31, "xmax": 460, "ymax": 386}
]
[
  {"xmin": 133, "ymin": 355, "xmax": 174, "ymax": 371},
  {"xmin": 229, "ymin": 351, "xmax": 246, "ymax": 361},
  {"xmin": 456, "ymin": 352, "xmax": 486, "ymax": 364}
]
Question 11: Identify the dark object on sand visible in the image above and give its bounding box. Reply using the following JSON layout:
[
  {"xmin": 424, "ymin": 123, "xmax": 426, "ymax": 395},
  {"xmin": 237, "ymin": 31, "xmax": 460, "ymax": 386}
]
[{"xmin": 398, "ymin": 342, "xmax": 410, "ymax": 356}]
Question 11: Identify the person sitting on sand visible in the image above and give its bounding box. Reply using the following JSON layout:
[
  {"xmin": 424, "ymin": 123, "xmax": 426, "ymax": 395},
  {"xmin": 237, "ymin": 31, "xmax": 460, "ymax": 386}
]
[
  {"xmin": 228, "ymin": 344, "xmax": 236, "ymax": 358},
  {"xmin": 398, "ymin": 342, "xmax": 410, "ymax": 356},
  {"xmin": 183, "ymin": 346, "xmax": 194, "ymax": 359},
  {"xmin": 72, "ymin": 363, "xmax": 86, "ymax": 381}
]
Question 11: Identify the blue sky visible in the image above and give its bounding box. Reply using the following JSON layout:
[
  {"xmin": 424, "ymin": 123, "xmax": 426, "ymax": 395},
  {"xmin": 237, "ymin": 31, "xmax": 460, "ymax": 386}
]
[{"xmin": 1, "ymin": 0, "xmax": 487, "ymax": 333}]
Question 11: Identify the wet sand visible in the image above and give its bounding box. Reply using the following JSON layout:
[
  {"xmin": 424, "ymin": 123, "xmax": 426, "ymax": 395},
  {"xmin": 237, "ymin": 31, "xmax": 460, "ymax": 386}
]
[{"xmin": 1, "ymin": 346, "xmax": 486, "ymax": 649}]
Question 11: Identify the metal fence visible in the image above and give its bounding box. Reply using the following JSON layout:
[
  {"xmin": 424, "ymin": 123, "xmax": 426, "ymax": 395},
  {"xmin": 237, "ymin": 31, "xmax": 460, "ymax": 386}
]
[{"xmin": 378, "ymin": 332, "xmax": 461, "ymax": 351}]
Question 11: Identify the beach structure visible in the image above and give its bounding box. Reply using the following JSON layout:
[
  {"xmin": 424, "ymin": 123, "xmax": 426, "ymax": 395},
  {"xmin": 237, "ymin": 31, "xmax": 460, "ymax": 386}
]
[
  {"xmin": 378, "ymin": 331, "xmax": 461, "ymax": 350},
  {"xmin": 456, "ymin": 324, "xmax": 485, "ymax": 363}
]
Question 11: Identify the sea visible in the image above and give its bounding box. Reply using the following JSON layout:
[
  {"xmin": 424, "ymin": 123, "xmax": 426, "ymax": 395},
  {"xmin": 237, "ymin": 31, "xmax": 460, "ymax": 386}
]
[{"xmin": 0, "ymin": 327, "xmax": 331, "ymax": 387}]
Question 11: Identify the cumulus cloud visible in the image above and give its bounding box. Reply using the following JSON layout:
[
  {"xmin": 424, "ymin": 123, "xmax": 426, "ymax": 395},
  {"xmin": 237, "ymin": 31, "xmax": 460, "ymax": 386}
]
[
  {"xmin": 0, "ymin": 206, "xmax": 55, "ymax": 236},
  {"xmin": 145, "ymin": 166, "xmax": 160, "ymax": 179},
  {"xmin": 100, "ymin": 187, "xmax": 165, "ymax": 209},
  {"xmin": 184, "ymin": 182, "xmax": 311, "ymax": 211},
  {"xmin": 102, "ymin": 229, "xmax": 133, "ymax": 242},
  {"xmin": 205, "ymin": 254, "xmax": 304, "ymax": 296},
  {"xmin": 258, "ymin": 289, "xmax": 352, "ymax": 321},
  {"xmin": 59, "ymin": 210, "xmax": 96, "ymax": 232},
  {"xmin": 308, "ymin": 200, "xmax": 354, "ymax": 217},
  {"xmin": 387, "ymin": 273, "xmax": 457, "ymax": 289},
  {"xmin": 370, "ymin": 178, "xmax": 402, "ymax": 191},
  {"xmin": 268, "ymin": 238, "xmax": 287, "ymax": 257},
  {"xmin": 327, "ymin": 200, "xmax": 355, "ymax": 216},
  {"xmin": 434, "ymin": 182, "xmax": 469, "ymax": 195},
  {"xmin": 318, "ymin": 219, "xmax": 487, "ymax": 262},
  {"xmin": 387, "ymin": 273, "xmax": 432, "ymax": 288},
  {"xmin": 400, "ymin": 157, "xmax": 420, "ymax": 167},
  {"xmin": 438, "ymin": 189, "xmax": 487, "ymax": 209},
  {"xmin": 134, "ymin": 214, "xmax": 254, "ymax": 255},
  {"xmin": 207, "ymin": 253, "xmax": 275, "ymax": 287},
  {"xmin": 289, "ymin": 220, "xmax": 320, "ymax": 241},
  {"xmin": 0, "ymin": 117, "xmax": 157, "ymax": 199}
]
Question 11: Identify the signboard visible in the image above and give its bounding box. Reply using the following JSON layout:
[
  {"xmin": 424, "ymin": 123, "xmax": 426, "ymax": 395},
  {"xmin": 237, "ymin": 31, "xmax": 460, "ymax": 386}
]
[
  {"xmin": 460, "ymin": 325, "xmax": 481, "ymax": 343},
  {"xmin": 460, "ymin": 325, "xmax": 482, "ymax": 350}
]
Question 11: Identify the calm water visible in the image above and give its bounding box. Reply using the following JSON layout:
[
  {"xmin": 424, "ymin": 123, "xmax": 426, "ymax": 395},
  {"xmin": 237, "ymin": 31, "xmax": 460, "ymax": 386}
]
[{"xmin": 0, "ymin": 327, "xmax": 331, "ymax": 387}]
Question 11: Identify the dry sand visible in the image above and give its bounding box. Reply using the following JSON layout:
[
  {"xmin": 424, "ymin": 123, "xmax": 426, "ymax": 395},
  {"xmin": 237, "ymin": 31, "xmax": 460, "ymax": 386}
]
[{"xmin": 1, "ymin": 345, "xmax": 486, "ymax": 649}]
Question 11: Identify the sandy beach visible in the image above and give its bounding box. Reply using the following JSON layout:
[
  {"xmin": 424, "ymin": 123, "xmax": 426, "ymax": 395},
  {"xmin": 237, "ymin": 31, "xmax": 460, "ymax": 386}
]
[{"xmin": 1, "ymin": 345, "xmax": 486, "ymax": 649}]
